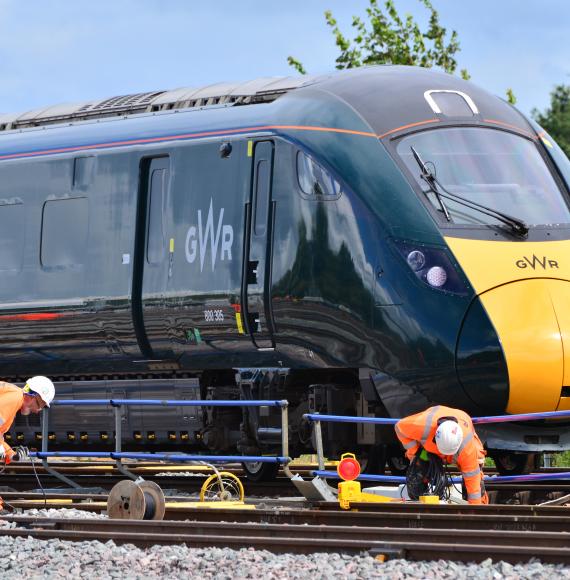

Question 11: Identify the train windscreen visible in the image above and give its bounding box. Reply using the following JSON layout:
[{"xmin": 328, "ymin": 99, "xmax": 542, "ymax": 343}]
[{"xmin": 396, "ymin": 127, "xmax": 570, "ymax": 227}]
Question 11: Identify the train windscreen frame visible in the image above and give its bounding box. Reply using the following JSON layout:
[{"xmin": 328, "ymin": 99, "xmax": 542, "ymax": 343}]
[{"xmin": 396, "ymin": 127, "xmax": 570, "ymax": 228}]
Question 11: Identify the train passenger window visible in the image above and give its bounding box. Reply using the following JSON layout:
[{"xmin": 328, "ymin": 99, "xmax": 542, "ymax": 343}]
[
  {"xmin": 41, "ymin": 197, "xmax": 88, "ymax": 267},
  {"xmin": 296, "ymin": 151, "xmax": 342, "ymax": 199},
  {"xmin": 0, "ymin": 201, "xmax": 25, "ymax": 271},
  {"xmin": 254, "ymin": 159, "xmax": 270, "ymax": 236},
  {"xmin": 146, "ymin": 167, "xmax": 167, "ymax": 264},
  {"xmin": 73, "ymin": 157, "xmax": 95, "ymax": 189}
]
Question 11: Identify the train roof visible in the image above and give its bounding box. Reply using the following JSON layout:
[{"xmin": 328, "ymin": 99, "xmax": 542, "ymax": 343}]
[
  {"xmin": 0, "ymin": 75, "xmax": 327, "ymax": 132},
  {"xmin": 0, "ymin": 67, "xmax": 534, "ymax": 161},
  {"xmin": 307, "ymin": 66, "xmax": 532, "ymax": 139}
]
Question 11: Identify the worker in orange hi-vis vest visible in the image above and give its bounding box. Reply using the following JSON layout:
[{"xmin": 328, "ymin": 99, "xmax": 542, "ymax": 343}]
[
  {"xmin": 395, "ymin": 405, "xmax": 488, "ymax": 504},
  {"xmin": 0, "ymin": 377, "xmax": 55, "ymax": 464}
]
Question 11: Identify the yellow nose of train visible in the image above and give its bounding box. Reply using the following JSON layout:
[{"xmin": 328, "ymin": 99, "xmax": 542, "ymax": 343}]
[{"xmin": 447, "ymin": 237, "xmax": 570, "ymax": 414}]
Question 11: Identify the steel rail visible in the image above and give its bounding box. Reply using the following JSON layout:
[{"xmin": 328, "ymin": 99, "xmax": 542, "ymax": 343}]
[
  {"xmin": 0, "ymin": 473, "xmax": 299, "ymax": 495},
  {"xmin": 1, "ymin": 516, "xmax": 570, "ymax": 563},
  {"xmin": 5, "ymin": 503, "xmax": 570, "ymax": 533}
]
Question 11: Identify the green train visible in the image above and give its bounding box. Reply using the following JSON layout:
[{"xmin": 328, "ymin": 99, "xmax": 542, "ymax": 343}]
[{"xmin": 1, "ymin": 65, "xmax": 569, "ymax": 477}]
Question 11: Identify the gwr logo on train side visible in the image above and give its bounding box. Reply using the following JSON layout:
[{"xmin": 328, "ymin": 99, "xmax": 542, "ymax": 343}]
[
  {"xmin": 185, "ymin": 198, "xmax": 234, "ymax": 271},
  {"xmin": 515, "ymin": 255, "xmax": 559, "ymax": 270}
]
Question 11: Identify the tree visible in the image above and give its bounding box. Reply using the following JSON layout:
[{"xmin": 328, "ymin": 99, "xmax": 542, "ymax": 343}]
[
  {"xmin": 288, "ymin": 0, "xmax": 470, "ymax": 80},
  {"xmin": 532, "ymin": 85, "xmax": 570, "ymax": 158},
  {"xmin": 287, "ymin": 0, "xmax": 517, "ymax": 104}
]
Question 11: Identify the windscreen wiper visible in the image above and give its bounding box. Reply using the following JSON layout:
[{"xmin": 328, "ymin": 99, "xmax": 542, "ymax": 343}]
[
  {"xmin": 410, "ymin": 146, "xmax": 451, "ymax": 221},
  {"xmin": 410, "ymin": 146, "xmax": 529, "ymax": 237}
]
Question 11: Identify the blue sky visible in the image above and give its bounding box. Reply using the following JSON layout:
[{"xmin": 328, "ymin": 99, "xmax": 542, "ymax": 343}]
[{"xmin": 0, "ymin": 0, "xmax": 568, "ymax": 118}]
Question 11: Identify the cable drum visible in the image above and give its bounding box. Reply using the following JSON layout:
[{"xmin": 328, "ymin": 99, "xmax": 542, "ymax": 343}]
[
  {"xmin": 107, "ymin": 479, "xmax": 165, "ymax": 520},
  {"xmin": 142, "ymin": 492, "xmax": 156, "ymax": 520}
]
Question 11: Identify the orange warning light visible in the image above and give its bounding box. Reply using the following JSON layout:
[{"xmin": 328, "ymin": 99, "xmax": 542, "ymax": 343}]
[{"xmin": 337, "ymin": 453, "xmax": 361, "ymax": 481}]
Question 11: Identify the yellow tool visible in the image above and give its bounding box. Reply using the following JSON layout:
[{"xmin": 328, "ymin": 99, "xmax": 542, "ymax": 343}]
[
  {"xmin": 336, "ymin": 453, "xmax": 394, "ymax": 509},
  {"xmin": 199, "ymin": 471, "xmax": 244, "ymax": 502},
  {"xmin": 419, "ymin": 495, "xmax": 440, "ymax": 504}
]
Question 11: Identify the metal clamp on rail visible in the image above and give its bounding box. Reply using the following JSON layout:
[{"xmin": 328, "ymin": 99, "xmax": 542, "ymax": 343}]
[{"xmin": 34, "ymin": 398, "xmax": 291, "ymax": 489}]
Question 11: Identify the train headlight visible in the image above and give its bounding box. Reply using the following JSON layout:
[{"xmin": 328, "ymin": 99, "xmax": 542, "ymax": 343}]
[
  {"xmin": 407, "ymin": 250, "xmax": 426, "ymax": 271},
  {"xmin": 426, "ymin": 266, "xmax": 447, "ymax": 287},
  {"xmin": 392, "ymin": 239, "xmax": 470, "ymax": 295}
]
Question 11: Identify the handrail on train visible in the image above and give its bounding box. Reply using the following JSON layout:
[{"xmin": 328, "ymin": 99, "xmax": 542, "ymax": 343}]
[
  {"xmin": 30, "ymin": 398, "xmax": 291, "ymax": 489},
  {"xmin": 303, "ymin": 409, "xmax": 570, "ymax": 479}
]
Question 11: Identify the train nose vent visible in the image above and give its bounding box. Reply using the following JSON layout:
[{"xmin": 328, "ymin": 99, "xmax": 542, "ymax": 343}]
[{"xmin": 561, "ymin": 387, "xmax": 570, "ymax": 398}]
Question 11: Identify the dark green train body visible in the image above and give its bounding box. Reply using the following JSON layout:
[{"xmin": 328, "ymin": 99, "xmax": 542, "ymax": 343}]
[{"xmin": 2, "ymin": 66, "xmax": 570, "ymax": 472}]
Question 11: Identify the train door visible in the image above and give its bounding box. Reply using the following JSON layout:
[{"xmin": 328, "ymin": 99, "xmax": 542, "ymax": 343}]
[
  {"xmin": 132, "ymin": 156, "xmax": 174, "ymax": 360},
  {"xmin": 241, "ymin": 140, "xmax": 276, "ymax": 349}
]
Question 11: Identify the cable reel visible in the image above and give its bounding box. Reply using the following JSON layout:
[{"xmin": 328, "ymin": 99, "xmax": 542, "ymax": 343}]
[
  {"xmin": 107, "ymin": 479, "xmax": 166, "ymax": 520},
  {"xmin": 199, "ymin": 471, "xmax": 244, "ymax": 502}
]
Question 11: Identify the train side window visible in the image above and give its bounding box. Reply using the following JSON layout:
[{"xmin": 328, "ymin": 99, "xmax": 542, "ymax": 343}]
[
  {"xmin": 0, "ymin": 201, "xmax": 25, "ymax": 271},
  {"xmin": 41, "ymin": 197, "xmax": 88, "ymax": 267},
  {"xmin": 146, "ymin": 166, "xmax": 167, "ymax": 264},
  {"xmin": 73, "ymin": 157, "xmax": 95, "ymax": 189},
  {"xmin": 296, "ymin": 151, "xmax": 342, "ymax": 199},
  {"xmin": 254, "ymin": 159, "xmax": 270, "ymax": 236}
]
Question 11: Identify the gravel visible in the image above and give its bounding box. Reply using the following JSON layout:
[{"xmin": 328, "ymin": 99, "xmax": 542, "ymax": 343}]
[
  {"xmin": 14, "ymin": 507, "xmax": 107, "ymax": 519},
  {"xmin": 0, "ymin": 535, "xmax": 564, "ymax": 579},
  {"xmin": 1, "ymin": 509, "xmax": 569, "ymax": 578}
]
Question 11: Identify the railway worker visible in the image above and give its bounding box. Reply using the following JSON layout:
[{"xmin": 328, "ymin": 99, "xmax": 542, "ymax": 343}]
[
  {"xmin": 395, "ymin": 405, "xmax": 488, "ymax": 504},
  {"xmin": 0, "ymin": 376, "xmax": 55, "ymax": 463}
]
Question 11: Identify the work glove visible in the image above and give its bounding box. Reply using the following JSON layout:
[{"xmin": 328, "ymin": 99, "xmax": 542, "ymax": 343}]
[{"xmin": 417, "ymin": 448, "xmax": 430, "ymax": 464}]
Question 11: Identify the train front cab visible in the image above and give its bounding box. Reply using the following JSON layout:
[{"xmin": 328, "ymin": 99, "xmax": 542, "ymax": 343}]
[{"xmin": 395, "ymin": 121, "xmax": 570, "ymax": 471}]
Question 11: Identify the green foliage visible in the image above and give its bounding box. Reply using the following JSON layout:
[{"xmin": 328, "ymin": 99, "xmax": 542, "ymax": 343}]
[
  {"xmin": 532, "ymin": 85, "xmax": 570, "ymax": 158},
  {"xmin": 286, "ymin": 0, "xmax": 522, "ymax": 103},
  {"xmin": 552, "ymin": 450, "xmax": 570, "ymax": 467},
  {"xmin": 287, "ymin": 57, "xmax": 307, "ymax": 76},
  {"xmin": 506, "ymin": 88, "xmax": 517, "ymax": 105},
  {"xmin": 288, "ymin": 0, "xmax": 466, "ymax": 75}
]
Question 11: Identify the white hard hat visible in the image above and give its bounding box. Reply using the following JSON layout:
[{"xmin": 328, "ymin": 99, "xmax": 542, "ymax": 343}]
[
  {"xmin": 435, "ymin": 420, "xmax": 463, "ymax": 455},
  {"xmin": 24, "ymin": 376, "xmax": 55, "ymax": 407}
]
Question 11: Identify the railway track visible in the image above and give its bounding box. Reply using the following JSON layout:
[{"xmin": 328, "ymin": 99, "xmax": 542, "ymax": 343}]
[
  {"xmin": 1, "ymin": 461, "xmax": 570, "ymax": 503},
  {"xmin": 1, "ymin": 503, "xmax": 570, "ymax": 563},
  {"xmin": 0, "ymin": 473, "xmax": 299, "ymax": 497}
]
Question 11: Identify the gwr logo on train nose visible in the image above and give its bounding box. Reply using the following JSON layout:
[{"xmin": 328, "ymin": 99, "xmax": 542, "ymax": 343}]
[
  {"xmin": 185, "ymin": 198, "xmax": 234, "ymax": 271},
  {"xmin": 515, "ymin": 255, "xmax": 559, "ymax": 269}
]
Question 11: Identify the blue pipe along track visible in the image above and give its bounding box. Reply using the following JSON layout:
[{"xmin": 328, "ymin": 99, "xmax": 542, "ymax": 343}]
[
  {"xmin": 304, "ymin": 409, "xmax": 570, "ymax": 484},
  {"xmin": 27, "ymin": 400, "xmax": 570, "ymax": 483}
]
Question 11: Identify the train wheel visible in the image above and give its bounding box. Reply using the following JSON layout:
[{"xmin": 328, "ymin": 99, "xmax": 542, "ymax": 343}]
[
  {"xmin": 241, "ymin": 461, "xmax": 279, "ymax": 482},
  {"xmin": 386, "ymin": 446, "xmax": 410, "ymax": 476},
  {"xmin": 491, "ymin": 452, "xmax": 538, "ymax": 475}
]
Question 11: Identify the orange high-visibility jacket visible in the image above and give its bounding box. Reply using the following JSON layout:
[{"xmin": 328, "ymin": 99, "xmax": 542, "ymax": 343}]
[
  {"xmin": 395, "ymin": 405, "xmax": 487, "ymax": 504},
  {"xmin": 0, "ymin": 382, "xmax": 23, "ymax": 461}
]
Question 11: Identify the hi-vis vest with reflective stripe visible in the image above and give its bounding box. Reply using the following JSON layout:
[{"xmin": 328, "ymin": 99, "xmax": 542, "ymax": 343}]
[
  {"xmin": 0, "ymin": 382, "xmax": 23, "ymax": 458},
  {"xmin": 395, "ymin": 405, "xmax": 486, "ymax": 503}
]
